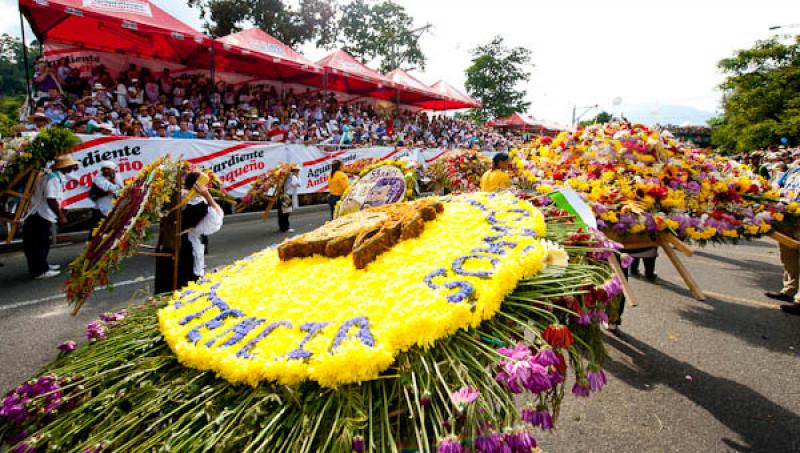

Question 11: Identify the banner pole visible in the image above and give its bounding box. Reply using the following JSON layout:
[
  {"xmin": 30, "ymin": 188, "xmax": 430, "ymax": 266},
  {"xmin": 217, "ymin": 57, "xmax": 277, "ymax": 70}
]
[{"xmin": 19, "ymin": 10, "xmax": 32, "ymax": 103}]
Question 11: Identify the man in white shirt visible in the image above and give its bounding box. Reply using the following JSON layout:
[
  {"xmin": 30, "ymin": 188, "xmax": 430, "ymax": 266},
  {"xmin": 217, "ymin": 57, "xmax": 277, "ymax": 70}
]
[
  {"xmin": 88, "ymin": 161, "xmax": 123, "ymax": 238},
  {"xmin": 23, "ymin": 155, "xmax": 79, "ymax": 279}
]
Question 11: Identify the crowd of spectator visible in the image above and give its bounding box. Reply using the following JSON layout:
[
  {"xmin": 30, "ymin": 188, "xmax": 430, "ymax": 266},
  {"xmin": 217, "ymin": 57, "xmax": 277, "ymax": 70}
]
[
  {"xmin": 735, "ymin": 146, "xmax": 800, "ymax": 188},
  {"xmin": 19, "ymin": 58, "xmax": 520, "ymax": 151}
]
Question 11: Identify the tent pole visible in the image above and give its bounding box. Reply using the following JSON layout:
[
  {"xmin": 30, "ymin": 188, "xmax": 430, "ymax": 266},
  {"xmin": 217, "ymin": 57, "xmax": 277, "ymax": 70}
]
[
  {"xmin": 19, "ymin": 10, "xmax": 32, "ymax": 103},
  {"xmin": 210, "ymin": 47, "xmax": 216, "ymax": 90},
  {"xmin": 323, "ymin": 72, "xmax": 328, "ymax": 98}
]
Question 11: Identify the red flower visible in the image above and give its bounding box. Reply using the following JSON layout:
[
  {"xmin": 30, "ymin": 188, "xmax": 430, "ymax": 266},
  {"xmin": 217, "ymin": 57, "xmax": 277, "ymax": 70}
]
[{"xmin": 542, "ymin": 324, "xmax": 574, "ymax": 349}]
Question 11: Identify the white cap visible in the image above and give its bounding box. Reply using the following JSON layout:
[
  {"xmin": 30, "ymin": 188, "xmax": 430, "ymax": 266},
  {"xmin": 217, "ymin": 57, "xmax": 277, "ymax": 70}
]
[{"xmin": 99, "ymin": 160, "xmax": 116, "ymax": 170}]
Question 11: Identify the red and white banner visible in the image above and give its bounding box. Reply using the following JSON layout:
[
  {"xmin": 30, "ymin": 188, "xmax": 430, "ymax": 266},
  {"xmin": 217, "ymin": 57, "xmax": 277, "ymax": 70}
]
[{"xmin": 62, "ymin": 136, "xmax": 450, "ymax": 209}]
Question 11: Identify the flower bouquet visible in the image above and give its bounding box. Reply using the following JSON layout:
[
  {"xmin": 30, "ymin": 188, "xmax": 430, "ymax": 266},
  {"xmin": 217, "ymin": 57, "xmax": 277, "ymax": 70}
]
[
  {"xmin": 426, "ymin": 149, "xmax": 491, "ymax": 194},
  {"xmin": 236, "ymin": 162, "xmax": 297, "ymax": 212},
  {"xmin": 65, "ymin": 157, "xmax": 176, "ymax": 310},
  {"xmin": 511, "ymin": 122, "xmax": 790, "ymax": 245},
  {"xmin": 0, "ymin": 128, "xmax": 80, "ymax": 190},
  {"xmin": 3, "ymin": 192, "xmax": 624, "ymax": 452}
]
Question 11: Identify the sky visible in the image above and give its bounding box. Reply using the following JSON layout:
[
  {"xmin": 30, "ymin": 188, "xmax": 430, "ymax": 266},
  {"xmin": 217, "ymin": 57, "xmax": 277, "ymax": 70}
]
[{"xmin": 3, "ymin": 0, "xmax": 799, "ymax": 125}]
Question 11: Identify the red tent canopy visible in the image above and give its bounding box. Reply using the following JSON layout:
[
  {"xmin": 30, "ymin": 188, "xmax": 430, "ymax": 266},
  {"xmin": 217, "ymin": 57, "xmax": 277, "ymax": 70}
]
[
  {"xmin": 215, "ymin": 28, "xmax": 323, "ymax": 86},
  {"xmin": 384, "ymin": 68, "xmax": 442, "ymax": 105},
  {"xmin": 413, "ymin": 80, "xmax": 480, "ymax": 110},
  {"xmin": 19, "ymin": 0, "xmax": 211, "ymax": 66},
  {"xmin": 486, "ymin": 113, "xmax": 567, "ymax": 134},
  {"xmin": 317, "ymin": 50, "xmax": 395, "ymax": 100},
  {"xmin": 485, "ymin": 112, "xmax": 539, "ymax": 128}
]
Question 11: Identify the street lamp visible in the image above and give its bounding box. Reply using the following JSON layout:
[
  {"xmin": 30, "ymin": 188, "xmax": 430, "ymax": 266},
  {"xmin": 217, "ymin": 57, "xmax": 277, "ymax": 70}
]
[{"xmin": 572, "ymin": 104, "xmax": 599, "ymax": 127}]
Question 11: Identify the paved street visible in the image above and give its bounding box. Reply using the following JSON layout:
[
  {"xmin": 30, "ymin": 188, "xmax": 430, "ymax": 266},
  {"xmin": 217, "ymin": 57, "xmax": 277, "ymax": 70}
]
[{"xmin": 1, "ymin": 213, "xmax": 799, "ymax": 452}]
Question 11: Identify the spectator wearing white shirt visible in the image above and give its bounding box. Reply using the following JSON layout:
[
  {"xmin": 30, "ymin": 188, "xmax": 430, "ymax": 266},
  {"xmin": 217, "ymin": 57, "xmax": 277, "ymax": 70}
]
[{"xmin": 23, "ymin": 155, "xmax": 79, "ymax": 279}]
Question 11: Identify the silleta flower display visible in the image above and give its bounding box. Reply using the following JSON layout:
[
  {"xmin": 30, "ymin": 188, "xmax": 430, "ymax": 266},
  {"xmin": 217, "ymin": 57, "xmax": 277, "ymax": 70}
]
[
  {"xmin": 510, "ymin": 123, "xmax": 792, "ymax": 244},
  {"xmin": 65, "ymin": 157, "xmax": 174, "ymax": 307},
  {"xmin": 426, "ymin": 149, "xmax": 491, "ymax": 194},
  {"xmin": 2, "ymin": 191, "xmax": 624, "ymax": 452},
  {"xmin": 159, "ymin": 192, "xmax": 552, "ymax": 387}
]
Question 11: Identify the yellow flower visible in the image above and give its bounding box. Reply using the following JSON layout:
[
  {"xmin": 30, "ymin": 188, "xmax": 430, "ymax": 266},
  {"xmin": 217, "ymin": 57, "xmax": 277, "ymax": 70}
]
[{"xmin": 628, "ymin": 224, "xmax": 645, "ymax": 234}]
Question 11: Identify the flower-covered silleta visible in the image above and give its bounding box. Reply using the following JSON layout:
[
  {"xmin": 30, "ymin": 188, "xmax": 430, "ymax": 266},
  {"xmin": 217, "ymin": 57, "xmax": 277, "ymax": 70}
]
[
  {"xmin": 3, "ymin": 192, "xmax": 624, "ymax": 452},
  {"xmin": 426, "ymin": 149, "xmax": 491, "ymax": 194},
  {"xmin": 236, "ymin": 162, "xmax": 298, "ymax": 210},
  {"xmin": 66, "ymin": 157, "xmax": 175, "ymax": 308},
  {"xmin": 511, "ymin": 122, "xmax": 790, "ymax": 244}
]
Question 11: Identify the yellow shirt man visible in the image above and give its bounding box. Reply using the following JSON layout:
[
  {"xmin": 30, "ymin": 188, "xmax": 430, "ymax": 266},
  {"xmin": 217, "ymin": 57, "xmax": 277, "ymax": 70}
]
[
  {"xmin": 329, "ymin": 170, "xmax": 349, "ymax": 196},
  {"xmin": 480, "ymin": 169, "xmax": 511, "ymax": 192}
]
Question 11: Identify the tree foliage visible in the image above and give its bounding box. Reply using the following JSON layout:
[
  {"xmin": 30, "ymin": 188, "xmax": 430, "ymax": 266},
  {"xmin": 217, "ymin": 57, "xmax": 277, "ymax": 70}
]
[
  {"xmin": 1, "ymin": 34, "xmax": 40, "ymax": 97},
  {"xmin": 464, "ymin": 36, "xmax": 532, "ymax": 123},
  {"xmin": 1, "ymin": 34, "xmax": 39, "ymax": 135},
  {"xmin": 187, "ymin": 0, "xmax": 338, "ymax": 47},
  {"xmin": 711, "ymin": 35, "xmax": 800, "ymax": 152},
  {"xmin": 579, "ymin": 111, "xmax": 615, "ymax": 127},
  {"xmin": 337, "ymin": 0, "xmax": 428, "ymax": 73}
]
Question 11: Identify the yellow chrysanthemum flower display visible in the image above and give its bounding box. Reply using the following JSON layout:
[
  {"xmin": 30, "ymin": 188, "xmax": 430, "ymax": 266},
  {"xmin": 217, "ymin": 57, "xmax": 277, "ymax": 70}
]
[{"xmin": 159, "ymin": 192, "xmax": 556, "ymax": 387}]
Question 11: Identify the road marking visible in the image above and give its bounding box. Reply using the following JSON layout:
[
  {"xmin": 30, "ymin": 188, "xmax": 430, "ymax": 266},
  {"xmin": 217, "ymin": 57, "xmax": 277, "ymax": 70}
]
[
  {"xmin": 0, "ymin": 276, "xmax": 154, "ymax": 311},
  {"xmin": 703, "ymin": 290, "xmax": 781, "ymax": 310}
]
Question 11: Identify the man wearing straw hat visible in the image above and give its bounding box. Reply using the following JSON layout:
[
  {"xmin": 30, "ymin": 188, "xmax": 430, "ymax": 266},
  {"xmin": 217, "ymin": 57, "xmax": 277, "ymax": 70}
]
[{"xmin": 22, "ymin": 155, "xmax": 79, "ymax": 279}]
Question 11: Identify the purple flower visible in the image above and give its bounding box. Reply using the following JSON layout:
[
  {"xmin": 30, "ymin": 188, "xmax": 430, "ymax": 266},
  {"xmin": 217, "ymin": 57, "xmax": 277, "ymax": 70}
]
[
  {"xmin": 531, "ymin": 348, "xmax": 559, "ymax": 368},
  {"xmin": 572, "ymin": 381, "xmax": 591, "ymax": 397},
  {"xmin": 522, "ymin": 363, "xmax": 552, "ymax": 394},
  {"xmin": 498, "ymin": 343, "xmax": 532, "ymax": 361},
  {"xmin": 505, "ymin": 428, "xmax": 536, "ymax": 452},
  {"xmin": 521, "ymin": 407, "xmax": 554, "ymax": 430},
  {"xmin": 450, "ymin": 386, "xmax": 480, "ymax": 411},
  {"xmin": 573, "ymin": 311, "xmax": 592, "ymax": 325},
  {"xmin": 437, "ymin": 435, "xmax": 464, "ymax": 453},
  {"xmin": 352, "ymin": 435, "xmax": 365, "ymax": 453},
  {"xmin": 587, "ymin": 368, "xmax": 607, "ymax": 392},
  {"xmin": 475, "ymin": 431, "xmax": 506, "ymax": 453},
  {"xmin": 420, "ymin": 391, "xmax": 432, "ymax": 407},
  {"xmin": 620, "ymin": 253, "xmax": 633, "ymax": 268},
  {"xmin": 58, "ymin": 341, "xmax": 77, "ymax": 353},
  {"xmin": 87, "ymin": 320, "xmax": 107, "ymax": 342},
  {"xmin": 590, "ymin": 309, "xmax": 609, "ymax": 324}
]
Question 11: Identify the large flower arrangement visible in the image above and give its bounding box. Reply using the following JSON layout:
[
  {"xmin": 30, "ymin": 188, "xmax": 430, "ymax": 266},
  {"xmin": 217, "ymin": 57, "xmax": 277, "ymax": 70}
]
[
  {"xmin": 0, "ymin": 127, "xmax": 80, "ymax": 189},
  {"xmin": 3, "ymin": 192, "xmax": 624, "ymax": 452},
  {"xmin": 335, "ymin": 159, "xmax": 416, "ymax": 217},
  {"xmin": 511, "ymin": 122, "xmax": 790, "ymax": 244},
  {"xmin": 0, "ymin": 137, "xmax": 31, "ymax": 182},
  {"xmin": 236, "ymin": 162, "xmax": 297, "ymax": 211},
  {"xmin": 65, "ymin": 157, "xmax": 175, "ymax": 308},
  {"xmin": 426, "ymin": 149, "xmax": 491, "ymax": 194}
]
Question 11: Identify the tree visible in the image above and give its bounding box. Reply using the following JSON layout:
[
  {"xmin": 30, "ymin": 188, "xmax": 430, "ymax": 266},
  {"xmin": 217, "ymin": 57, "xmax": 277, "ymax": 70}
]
[
  {"xmin": 337, "ymin": 0, "xmax": 428, "ymax": 73},
  {"xmin": 1, "ymin": 34, "xmax": 40, "ymax": 97},
  {"xmin": 187, "ymin": 0, "xmax": 338, "ymax": 47},
  {"xmin": 464, "ymin": 36, "xmax": 532, "ymax": 123},
  {"xmin": 579, "ymin": 111, "xmax": 615, "ymax": 127},
  {"xmin": 710, "ymin": 35, "xmax": 800, "ymax": 152},
  {"xmin": 1, "ymin": 34, "xmax": 40, "ymax": 134}
]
